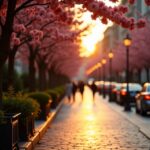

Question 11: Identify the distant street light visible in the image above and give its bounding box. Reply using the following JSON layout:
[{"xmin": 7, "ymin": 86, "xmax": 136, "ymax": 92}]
[
  {"xmin": 102, "ymin": 58, "xmax": 106, "ymax": 98},
  {"xmin": 123, "ymin": 34, "xmax": 132, "ymax": 111},
  {"xmin": 108, "ymin": 50, "xmax": 114, "ymax": 102}
]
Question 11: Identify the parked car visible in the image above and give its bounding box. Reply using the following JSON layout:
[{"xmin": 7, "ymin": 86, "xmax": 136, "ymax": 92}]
[
  {"xmin": 117, "ymin": 83, "xmax": 142, "ymax": 105},
  {"xmin": 135, "ymin": 83, "xmax": 150, "ymax": 115},
  {"xmin": 95, "ymin": 81, "xmax": 104, "ymax": 94},
  {"xmin": 111, "ymin": 83, "xmax": 122, "ymax": 102},
  {"xmin": 116, "ymin": 83, "xmax": 126, "ymax": 104}
]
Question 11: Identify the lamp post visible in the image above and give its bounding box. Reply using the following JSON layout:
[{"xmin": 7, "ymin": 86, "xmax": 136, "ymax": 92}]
[
  {"xmin": 102, "ymin": 58, "xmax": 106, "ymax": 98},
  {"xmin": 108, "ymin": 50, "xmax": 114, "ymax": 102},
  {"xmin": 123, "ymin": 34, "xmax": 132, "ymax": 111}
]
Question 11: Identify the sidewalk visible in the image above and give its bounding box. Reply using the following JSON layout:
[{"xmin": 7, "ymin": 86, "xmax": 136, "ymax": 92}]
[
  {"xmin": 103, "ymin": 96, "xmax": 150, "ymax": 139},
  {"xmin": 33, "ymin": 86, "xmax": 150, "ymax": 150}
]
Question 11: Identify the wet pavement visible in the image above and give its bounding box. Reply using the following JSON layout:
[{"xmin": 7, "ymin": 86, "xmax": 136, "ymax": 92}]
[{"xmin": 34, "ymin": 86, "xmax": 150, "ymax": 150}]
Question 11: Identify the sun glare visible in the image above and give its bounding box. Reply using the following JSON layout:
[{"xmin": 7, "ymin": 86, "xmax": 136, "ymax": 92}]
[
  {"xmin": 79, "ymin": 0, "xmax": 120, "ymax": 57},
  {"xmin": 80, "ymin": 13, "xmax": 109, "ymax": 57}
]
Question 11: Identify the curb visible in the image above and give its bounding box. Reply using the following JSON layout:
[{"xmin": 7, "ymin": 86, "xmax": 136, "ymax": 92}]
[
  {"xmin": 102, "ymin": 96, "xmax": 150, "ymax": 139},
  {"xmin": 19, "ymin": 97, "xmax": 65, "ymax": 150}
]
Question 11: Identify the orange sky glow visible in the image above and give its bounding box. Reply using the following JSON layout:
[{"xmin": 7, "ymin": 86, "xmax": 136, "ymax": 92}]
[{"xmin": 79, "ymin": 0, "xmax": 120, "ymax": 57}]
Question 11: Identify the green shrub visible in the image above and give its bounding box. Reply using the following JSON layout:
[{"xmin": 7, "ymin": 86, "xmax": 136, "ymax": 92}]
[
  {"xmin": 53, "ymin": 86, "xmax": 65, "ymax": 95},
  {"xmin": 2, "ymin": 95, "xmax": 40, "ymax": 118},
  {"xmin": 46, "ymin": 90, "xmax": 58, "ymax": 101},
  {"xmin": 28, "ymin": 92, "xmax": 51, "ymax": 106},
  {"xmin": 46, "ymin": 90, "xmax": 59, "ymax": 109}
]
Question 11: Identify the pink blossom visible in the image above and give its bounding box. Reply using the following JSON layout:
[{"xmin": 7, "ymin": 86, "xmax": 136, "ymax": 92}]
[
  {"xmin": 137, "ymin": 19, "xmax": 146, "ymax": 28},
  {"xmin": 13, "ymin": 38, "xmax": 21, "ymax": 46},
  {"xmin": 118, "ymin": 5, "xmax": 128, "ymax": 14},
  {"xmin": 101, "ymin": 17, "xmax": 108, "ymax": 24},
  {"xmin": 128, "ymin": 0, "xmax": 136, "ymax": 4},
  {"xmin": 110, "ymin": 0, "xmax": 119, "ymax": 2},
  {"xmin": 145, "ymin": 0, "xmax": 150, "ymax": 5}
]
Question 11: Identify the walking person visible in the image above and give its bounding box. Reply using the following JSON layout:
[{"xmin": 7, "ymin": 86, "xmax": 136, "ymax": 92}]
[
  {"xmin": 90, "ymin": 81, "xmax": 97, "ymax": 101},
  {"xmin": 66, "ymin": 83, "xmax": 72, "ymax": 102},
  {"xmin": 78, "ymin": 81, "xmax": 84, "ymax": 100},
  {"xmin": 72, "ymin": 82, "xmax": 77, "ymax": 102}
]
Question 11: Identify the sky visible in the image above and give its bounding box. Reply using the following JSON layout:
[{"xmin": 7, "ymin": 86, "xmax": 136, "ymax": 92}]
[{"xmin": 79, "ymin": 0, "xmax": 120, "ymax": 57}]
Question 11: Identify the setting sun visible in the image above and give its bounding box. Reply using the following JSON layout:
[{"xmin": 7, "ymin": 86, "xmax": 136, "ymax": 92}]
[
  {"xmin": 80, "ymin": 12, "xmax": 107, "ymax": 57},
  {"xmin": 79, "ymin": 12, "xmax": 108, "ymax": 57},
  {"xmin": 79, "ymin": 0, "xmax": 120, "ymax": 57}
]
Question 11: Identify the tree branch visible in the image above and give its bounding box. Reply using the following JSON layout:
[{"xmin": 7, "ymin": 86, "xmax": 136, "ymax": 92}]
[
  {"xmin": 40, "ymin": 43, "xmax": 56, "ymax": 50},
  {"xmin": 40, "ymin": 20, "xmax": 56, "ymax": 30},
  {"xmin": 25, "ymin": 18, "xmax": 36, "ymax": 27},
  {"xmin": 15, "ymin": 0, "xmax": 33, "ymax": 14},
  {"xmin": 15, "ymin": 1, "xmax": 51, "ymax": 14}
]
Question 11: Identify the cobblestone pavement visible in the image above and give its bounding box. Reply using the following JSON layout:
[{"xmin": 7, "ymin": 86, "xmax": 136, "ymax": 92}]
[{"xmin": 34, "ymin": 87, "xmax": 150, "ymax": 150}]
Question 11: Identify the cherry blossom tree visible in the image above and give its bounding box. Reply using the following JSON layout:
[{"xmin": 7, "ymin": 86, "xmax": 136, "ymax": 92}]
[
  {"xmin": 7, "ymin": 4, "xmax": 79, "ymax": 91},
  {"xmin": 130, "ymin": 21, "xmax": 150, "ymax": 81},
  {"xmin": 0, "ymin": 0, "xmax": 58, "ymax": 106},
  {"xmin": 105, "ymin": 21, "xmax": 150, "ymax": 82},
  {"xmin": 0, "ymin": 0, "xmax": 150, "ymax": 107},
  {"xmin": 27, "ymin": 14, "xmax": 83, "ymax": 91},
  {"xmin": 8, "ymin": 8, "xmax": 40, "ymax": 89},
  {"xmin": 35, "ymin": 29, "xmax": 83, "ymax": 90}
]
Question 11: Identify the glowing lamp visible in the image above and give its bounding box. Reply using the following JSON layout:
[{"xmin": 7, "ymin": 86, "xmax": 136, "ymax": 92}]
[
  {"xmin": 97, "ymin": 63, "xmax": 102, "ymax": 68},
  {"xmin": 123, "ymin": 34, "xmax": 132, "ymax": 47},
  {"xmin": 108, "ymin": 52, "xmax": 114, "ymax": 59},
  {"xmin": 102, "ymin": 58, "xmax": 106, "ymax": 64}
]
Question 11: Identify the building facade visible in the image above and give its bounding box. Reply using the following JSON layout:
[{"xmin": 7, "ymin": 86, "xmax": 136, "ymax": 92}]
[{"xmin": 100, "ymin": 0, "xmax": 150, "ymax": 83}]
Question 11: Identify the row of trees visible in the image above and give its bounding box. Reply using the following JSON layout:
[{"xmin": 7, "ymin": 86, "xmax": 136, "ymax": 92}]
[
  {"xmin": 0, "ymin": 0, "xmax": 149, "ymax": 107},
  {"xmin": 86, "ymin": 20, "xmax": 150, "ymax": 83},
  {"xmin": 113, "ymin": 20, "xmax": 150, "ymax": 82},
  {"xmin": 0, "ymin": 1, "xmax": 86, "ymax": 107}
]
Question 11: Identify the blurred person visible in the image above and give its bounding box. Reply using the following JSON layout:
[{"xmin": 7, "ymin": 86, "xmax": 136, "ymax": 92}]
[
  {"xmin": 66, "ymin": 83, "xmax": 72, "ymax": 102},
  {"xmin": 78, "ymin": 81, "xmax": 84, "ymax": 100},
  {"xmin": 72, "ymin": 82, "xmax": 77, "ymax": 102},
  {"xmin": 90, "ymin": 81, "xmax": 97, "ymax": 100}
]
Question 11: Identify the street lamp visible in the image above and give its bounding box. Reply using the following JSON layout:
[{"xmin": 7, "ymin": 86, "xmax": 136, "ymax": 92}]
[
  {"xmin": 123, "ymin": 34, "xmax": 132, "ymax": 111},
  {"xmin": 102, "ymin": 58, "xmax": 106, "ymax": 64},
  {"xmin": 102, "ymin": 58, "xmax": 106, "ymax": 98},
  {"xmin": 108, "ymin": 50, "xmax": 114, "ymax": 102}
]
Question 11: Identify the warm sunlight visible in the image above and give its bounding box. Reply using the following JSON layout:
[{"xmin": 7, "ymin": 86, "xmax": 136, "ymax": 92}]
[
  {"xmin": 79, "ymin": 0, "xmax": 120, "ymax": 57},
  {"xmin": 79, "ymin": 12, "xmax": 109, "ymax": 57}
]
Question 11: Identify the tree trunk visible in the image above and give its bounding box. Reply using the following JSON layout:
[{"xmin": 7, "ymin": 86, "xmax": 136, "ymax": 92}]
[
  {"xmin": 0, "ymin": 0, "xmax": 17, "ymax": 64},
  {"xmin": 29, "ymin": 56, "xmax": 36, "ymax": 91},
  {"xmin": 38, "ymin": 65, "xmax": 47, "ymax": 91},
  {"xmin": 8, "ymin": 52, "xmax": 15, "ymax": 89},
  {"xmin": 115, "ymin": 71, "xmax": 120, "ymax": 82},
  {"xmin": 0, "ymin": 0, "xmax": 17, "ymax": 107},
  {"xmin": 48, "ymin": 69, "xmax": 54, "ymax": 88},
  {"xmin": 48, "ymin": 69, "xmax": 69, "ymax": 88},
  {"xmin": 48, "ymin": 70, "xmax": 51, "ymax": 88},
  {"xmin": 146, "ymin": 67, "xmax": 150, "ymax": 82},
  {"xmin": 138, "ymin": 69, "xmax": 141, "ymax": 84},
  {"xmin": 0, "ymin": 64, "xmax": 3, "ymax": 109},
  {"xmin": 48, "ymin": 69, "xmax": 56, "ymax": 88},
  {"xmin": 129, "ymin": 71, "xmax": 133, "ymax": 82}
]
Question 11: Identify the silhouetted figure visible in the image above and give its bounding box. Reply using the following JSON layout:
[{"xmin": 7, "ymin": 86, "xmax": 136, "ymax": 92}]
[
  {"xmin": 78, "ymin": 81, "xmax": 84, "ymax": 100},
  {"xmin": 90, "ymin": 81, "xmax": 97, "ymax": 100},
  {"xmin": 72, "ymin": 82, "xmax": 77, "ymax": 102},
  {"xmin": 66, "ymin": 83, "xmax": 72, "ymax": 102}
]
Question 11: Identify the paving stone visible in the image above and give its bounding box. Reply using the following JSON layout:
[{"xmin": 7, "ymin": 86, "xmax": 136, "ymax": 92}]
[{"xmin": 34, "ymin": 87, "xmax": 150, "ymax": 150}]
